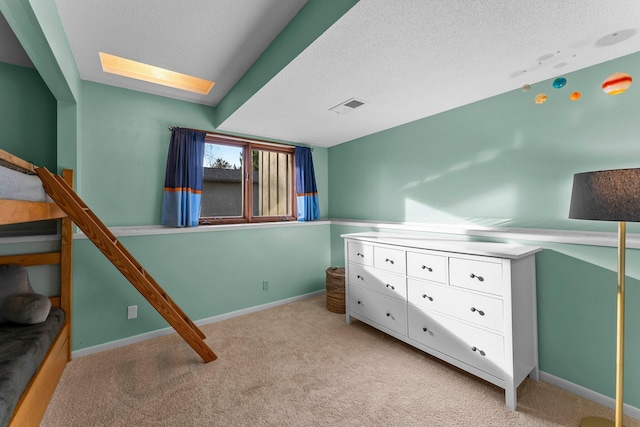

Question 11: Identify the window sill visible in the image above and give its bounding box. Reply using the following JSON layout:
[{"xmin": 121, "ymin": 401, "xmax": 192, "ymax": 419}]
[{"xmin": 73, "ymin": 220, "xmax": 331, "ymax": 239}]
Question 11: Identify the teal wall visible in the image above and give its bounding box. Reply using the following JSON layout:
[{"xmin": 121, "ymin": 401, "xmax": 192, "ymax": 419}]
[
  {"xmin": 0, "ymin": 61, "xmax": 57, "ymax": 236},
  {"xmin": 535, "ymin": 243, "xmax": 640, "ymax": 402},
  {"xmin": 79, "ymin": 80, "xmax": 329, "ymax": 226},
  {"xmin": 329, "ymin": 51, "xmax": 640, "ymax": 233},
  {"xmin": 79, "ymin": 81, "xmax": 216, "ymax": 226},
  {"xmin": 72, "ymin": 224, "xmax": 330, "ymax": 350},
  {"xmin": 0, "ymin": 61, "xmax": 56, "ymax": 170},
  {"xmin": 327, "ymin": 52, "xmax": 640, "ymax": 407}
]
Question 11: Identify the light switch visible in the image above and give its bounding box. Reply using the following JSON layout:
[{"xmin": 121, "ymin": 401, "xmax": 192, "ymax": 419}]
[{"xmin": 127, "ymin": 305, "xmax": 137, "ymax": 319}]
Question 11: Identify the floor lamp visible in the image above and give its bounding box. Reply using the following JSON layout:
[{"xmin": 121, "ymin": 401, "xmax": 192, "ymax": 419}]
[{"xmin": 569, "ymin": 168, "xmax": 640, "ymax": 427}]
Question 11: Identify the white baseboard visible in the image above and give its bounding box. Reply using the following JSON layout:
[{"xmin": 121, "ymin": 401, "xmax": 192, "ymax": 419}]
[
  {"xmin": 539, "ymin": 371, "xmax": 640, "ymax": 421},
  {"xmin": 71, "ymin": 290, "xmax": 325, "ymax": 359}
]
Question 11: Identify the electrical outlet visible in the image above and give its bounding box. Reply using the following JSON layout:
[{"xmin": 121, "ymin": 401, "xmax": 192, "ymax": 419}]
[
  {"xmin": 262, "ymin": 280, "xmax": 269, "ymax": 291},
  {"xmin": 127, "ymin": 305, "xmax": 137, "ymax": 319}
]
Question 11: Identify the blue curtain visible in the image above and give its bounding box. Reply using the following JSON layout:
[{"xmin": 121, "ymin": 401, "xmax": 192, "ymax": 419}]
[
  {"xmin": 295, "ymin": 146, "xmax": 320, "ymax": 221},
  {"xmin": 161, "ymin": 128, "xmax": 205, "ymax": 227}
]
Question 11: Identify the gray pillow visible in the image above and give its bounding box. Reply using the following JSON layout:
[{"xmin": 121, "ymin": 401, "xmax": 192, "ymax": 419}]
[
  {"xmin": 0, "ymin": 264, "xmax": 34, "ymax": 323},
  {"xmin": 2, "ymin": 293, "xmax": 51, "ymax": 324}
]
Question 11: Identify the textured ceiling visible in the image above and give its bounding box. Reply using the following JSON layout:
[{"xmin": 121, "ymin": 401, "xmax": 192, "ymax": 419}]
[
  {"xmin": 219, "ymin": 0, "xmax": 640, "ymax": 146},
  {"xmin": 53, "ymin": 0, "xmax": 307, "ymax": 106},
  {"xmin": 3, "ymin": 1, "xmax": 640, "ymax": 148}
]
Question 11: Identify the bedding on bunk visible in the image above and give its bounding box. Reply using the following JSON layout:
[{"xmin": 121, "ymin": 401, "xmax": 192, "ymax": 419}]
[
  {"xmin": 0, "ymin": 165, "xmax": 50, "ymax": 202},
  {"xmin": 0, "ymin": 308, "xmax": 65, "ymax": 427},
  {"xmin": 0, "ymin": 264, "xmax": 58, "ymax": 426}
]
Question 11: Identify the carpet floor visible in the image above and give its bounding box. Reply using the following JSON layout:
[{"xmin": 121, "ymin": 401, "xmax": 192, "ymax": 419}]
[{"xmin": 42, "ymin": 294, "xmax": 640, "ymax": 426}]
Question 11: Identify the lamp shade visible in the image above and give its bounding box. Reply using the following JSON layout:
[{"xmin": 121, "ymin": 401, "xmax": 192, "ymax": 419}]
[{"xmin": 569, "ymin": 168, "xmax": 640, "ymax": 222}]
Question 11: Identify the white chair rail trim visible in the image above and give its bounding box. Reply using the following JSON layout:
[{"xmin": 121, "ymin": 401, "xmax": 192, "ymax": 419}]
[
  {"xmin": 331, "ymin": 219, "xmax": 640, "ymax": 249},
  {"xmin": 2, "ymin": 219, "xmax": 636, "ymax": 249}
]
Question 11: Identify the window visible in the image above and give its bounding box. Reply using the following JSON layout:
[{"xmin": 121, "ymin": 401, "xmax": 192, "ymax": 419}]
[{"xmin": 199, "ymin": 134, "xmax": 296, "ymax": 224}]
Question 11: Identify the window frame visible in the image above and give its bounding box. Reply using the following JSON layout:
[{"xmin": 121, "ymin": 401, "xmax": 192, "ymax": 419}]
[{"xmin": 199, "ymin": 133, "xmax": 296, "ymax": 225}]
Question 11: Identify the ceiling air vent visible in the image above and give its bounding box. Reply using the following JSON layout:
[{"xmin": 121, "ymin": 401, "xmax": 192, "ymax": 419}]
[{"xmin": 329, "ymin": 97, "xmax": 366, "ymax": 114}]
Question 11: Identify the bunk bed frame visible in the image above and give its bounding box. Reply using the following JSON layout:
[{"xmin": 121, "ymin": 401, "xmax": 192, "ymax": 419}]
[
  {"xmin": 0, "ymin": 149, "xmax": 216, "ymax": 426},
  {"xmin": 0, "ymin": 155, "xmax": 73, "ymax": 427}
]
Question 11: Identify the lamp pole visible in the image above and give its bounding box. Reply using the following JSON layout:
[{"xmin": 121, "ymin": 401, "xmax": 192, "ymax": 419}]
[
  {"xmin": 615, "ymin": 221, "xmax": 626, "ymax": 427},
  {"xmin": 569, "ymin": 168, "xmax": 640, "ymax": 427}
]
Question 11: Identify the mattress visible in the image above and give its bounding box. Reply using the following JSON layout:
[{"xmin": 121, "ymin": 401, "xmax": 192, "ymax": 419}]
[
  {"xmin": 0, "ymin": 166, "xmax": 49, "ymax": 202},
  {"xmin": 0, "ymin": 308, "xmax": 65, "ymax": 427}
]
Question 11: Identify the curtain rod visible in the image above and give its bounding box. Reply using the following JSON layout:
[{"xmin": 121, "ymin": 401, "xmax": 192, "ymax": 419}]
[{"xmin": 168, "ymin": 125, "xmax": 313, "ymax": 150}]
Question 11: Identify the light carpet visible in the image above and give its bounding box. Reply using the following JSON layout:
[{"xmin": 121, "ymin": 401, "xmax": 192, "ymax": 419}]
[{"xmin": 42, "ymin": 295, "xmax": 640, "ymax": 426}]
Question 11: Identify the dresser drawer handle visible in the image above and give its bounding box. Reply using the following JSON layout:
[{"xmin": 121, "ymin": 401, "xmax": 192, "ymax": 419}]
[
  {"xmin": 385, "ymin": 284, "xmax": 395, "ymax": 290},
  {"xmin": 357, "ymin": 300, "xmax": 362, "ymax": 305},
  {"xmin": 471, "ymin": 346, "xmax": 486, "ymax": 356},
  {"xmin": 356, "ymin": 252, "xmax": 365, "ymax": 258},
  {"xmin": 356, "ymin": 275, "xmax": 364, "ymax": 280},
  {"xmin": 385, "ymin": 258, "xmax": 395, "ymax": 265},
  {"xmin": 422, "ymin": 294, "xmax": 433, "ymax": 301},
  {"xmin": 470, "ymin": 307, "xmax": 485, "ymax": 316},
  {"xmin": 469, "ymin": 273, "xmax": 484, "ymax": 282},
  {"xmin": 422, "ymin": 326, "xmax": 432, "ymax": 334},
  {"xmin": 421, "ymin": 265, "xmax": 433, "ymax": 272}
]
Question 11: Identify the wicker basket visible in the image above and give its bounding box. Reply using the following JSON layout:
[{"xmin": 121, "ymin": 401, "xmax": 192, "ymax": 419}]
[{"xmin": 325, "ymin": 267, "xmax": 345, "ymax": 314}]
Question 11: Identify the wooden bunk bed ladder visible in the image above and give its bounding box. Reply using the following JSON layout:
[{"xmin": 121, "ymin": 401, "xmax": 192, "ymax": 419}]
[{"xmin": 35, "ymin": 167, "xmax": 217, "ymax": 363}]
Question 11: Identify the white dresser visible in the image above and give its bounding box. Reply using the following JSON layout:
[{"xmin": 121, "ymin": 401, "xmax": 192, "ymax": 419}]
[{"xmin": 342, "ymin": 232, "xmax": 542, "ymax": 410}]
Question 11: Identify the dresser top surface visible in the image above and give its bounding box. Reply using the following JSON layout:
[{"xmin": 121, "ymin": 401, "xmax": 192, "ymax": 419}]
[{"xmin": 341, "ymin": 232, "xmax": 542, "ymax": 259}]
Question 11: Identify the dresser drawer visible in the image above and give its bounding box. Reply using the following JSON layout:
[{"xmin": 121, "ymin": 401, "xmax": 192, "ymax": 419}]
[
  {"xmin": 407, "ymin": 251, "xmax": 447, "ymax": 283},
  {"xmin": 449, "ymin": 257, "xmax": 503, "ymax": 296},
  {"xmin": 373, "ymin": 246, "xmax": 406, "ymax": 275},
  {"xmin": 348, "ymin": 263, "xmax": 407, "ymax": 301},
  {"xmin": 408, "ymin": 306, "xmax": 504, "ymax": 379},
  {"xmin": 349, "ymin": 285, "xmax": 407, "ymax": 336},
  {"xmin": 407, "ymin": 279, "xmax": 504, "ymax": 332},
  {"xmin": 347, "ymin": 241, "xmax": 374, "ymax": 266}
]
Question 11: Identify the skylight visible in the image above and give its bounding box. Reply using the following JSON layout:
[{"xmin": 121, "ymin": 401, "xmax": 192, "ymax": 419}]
[{"xmin": 99, "ymin": 52, "xmax": 215, "ymax": 95}]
